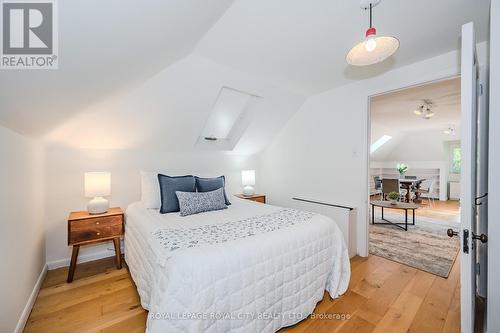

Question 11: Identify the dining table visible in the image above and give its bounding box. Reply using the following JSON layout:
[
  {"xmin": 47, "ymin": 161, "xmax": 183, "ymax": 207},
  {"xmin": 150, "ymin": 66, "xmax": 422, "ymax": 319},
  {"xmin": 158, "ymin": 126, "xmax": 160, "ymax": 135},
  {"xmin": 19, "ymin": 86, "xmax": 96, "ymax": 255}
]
[{"xmin": 382, "ymin": 178, "xmax": 426, "ymax": 203}]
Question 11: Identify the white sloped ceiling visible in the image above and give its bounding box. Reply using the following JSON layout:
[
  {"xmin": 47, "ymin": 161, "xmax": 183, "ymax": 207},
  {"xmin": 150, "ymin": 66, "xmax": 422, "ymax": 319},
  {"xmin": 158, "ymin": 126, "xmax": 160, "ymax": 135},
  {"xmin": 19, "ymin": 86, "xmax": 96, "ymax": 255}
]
[
  {"xmin": 0, "ymin": 0, "xmax": 234, "ymax": 136},
  {"xmin": 0, "ymin": 0, "xmax": 490, "ymax": 155},
  {"xmin": 43, "ymin": 55, "xmax": 305, "ymax": 154}
]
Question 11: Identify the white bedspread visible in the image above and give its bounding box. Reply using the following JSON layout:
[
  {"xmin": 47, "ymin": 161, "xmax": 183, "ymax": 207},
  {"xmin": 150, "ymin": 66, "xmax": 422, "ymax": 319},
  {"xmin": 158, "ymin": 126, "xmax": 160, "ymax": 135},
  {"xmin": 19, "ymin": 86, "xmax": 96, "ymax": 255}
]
[{"xmin": 125, "ymin": 197, "xmax": 350, "ymax": 333}]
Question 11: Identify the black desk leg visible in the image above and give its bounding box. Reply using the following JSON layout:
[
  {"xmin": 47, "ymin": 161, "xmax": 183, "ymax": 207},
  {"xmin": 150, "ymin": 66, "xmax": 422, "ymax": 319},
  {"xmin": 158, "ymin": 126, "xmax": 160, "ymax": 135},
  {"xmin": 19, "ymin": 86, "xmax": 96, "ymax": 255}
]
[
  {"xmin": 382, "ymin": 206, "xmax": 384, "ymax": 220},
  {"xmin": 405, "ymin": 209, "xmax": 408, "ymax": 231},
  {"xmin": 413, "ymin": 209, "xmax": 415, "ymax": 225},
  {"xmin": 371, "ymin": 205, "xmax": 374, "ymax": 224}
]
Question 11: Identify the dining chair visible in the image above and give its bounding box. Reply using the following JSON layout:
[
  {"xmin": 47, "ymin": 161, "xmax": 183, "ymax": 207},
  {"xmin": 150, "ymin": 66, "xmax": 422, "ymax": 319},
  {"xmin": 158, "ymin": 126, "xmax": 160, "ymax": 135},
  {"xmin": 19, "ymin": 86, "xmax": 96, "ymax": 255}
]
[
  {"xmin": 382, "ymin": 178, "xmax": 401, "ymax": 201},
  {"xmin": 373, "ymin": 176, "xmax": 383, "ymax": 200},
  {"xmin": 414, "ymin": 179, "xmax": 436, "ymax": 206}
]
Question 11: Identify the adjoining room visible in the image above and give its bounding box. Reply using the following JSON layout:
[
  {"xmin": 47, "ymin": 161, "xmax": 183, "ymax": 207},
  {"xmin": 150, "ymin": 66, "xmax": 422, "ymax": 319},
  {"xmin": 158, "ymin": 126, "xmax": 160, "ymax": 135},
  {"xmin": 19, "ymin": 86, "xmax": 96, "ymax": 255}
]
[{"xmin": 368, "ymin": 77, "xmax": 462, "ymax": 278}]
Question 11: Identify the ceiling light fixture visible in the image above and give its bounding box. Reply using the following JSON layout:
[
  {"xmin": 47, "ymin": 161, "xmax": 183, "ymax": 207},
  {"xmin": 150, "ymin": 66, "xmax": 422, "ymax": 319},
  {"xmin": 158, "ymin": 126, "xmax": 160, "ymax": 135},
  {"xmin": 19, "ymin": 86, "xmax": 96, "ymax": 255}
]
[
  {"xmin": 444, "ymin": 125, "xmax": 456, "ymax": 135},
  {"xmin": 422, "ymin": 107, "xmax": 435, "ymax": 119},
  {"xmin": 346, "ymin": 0, "xmax": 400, "ymax": 66},
  {"xmin": 414, "ymin": 101, "xmax": 435, "ymax": 119},
  {"xmin": 413, "ymin": 105, "xmax": 424, "ymax": 116}
]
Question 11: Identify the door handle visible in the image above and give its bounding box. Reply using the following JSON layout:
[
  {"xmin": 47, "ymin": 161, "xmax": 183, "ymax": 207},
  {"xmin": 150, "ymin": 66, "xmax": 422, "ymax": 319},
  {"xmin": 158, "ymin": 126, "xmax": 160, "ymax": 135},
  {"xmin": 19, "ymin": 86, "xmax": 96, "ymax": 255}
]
[
  {"xmin": 472, "ymin": 233, "xmax": 488, "ymax": 243},
  {"xmin": 447, "ymin": 229, "xmax": 458, "ymax": 237}
]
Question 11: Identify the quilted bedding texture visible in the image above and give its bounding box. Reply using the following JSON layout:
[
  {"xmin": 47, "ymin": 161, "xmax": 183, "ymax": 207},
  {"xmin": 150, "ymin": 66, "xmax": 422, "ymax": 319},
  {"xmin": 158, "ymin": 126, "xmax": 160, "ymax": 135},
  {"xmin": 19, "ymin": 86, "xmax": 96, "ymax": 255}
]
[{"xmin": 125, "ymin": 198, "xmax": 350, "ymax": 333}]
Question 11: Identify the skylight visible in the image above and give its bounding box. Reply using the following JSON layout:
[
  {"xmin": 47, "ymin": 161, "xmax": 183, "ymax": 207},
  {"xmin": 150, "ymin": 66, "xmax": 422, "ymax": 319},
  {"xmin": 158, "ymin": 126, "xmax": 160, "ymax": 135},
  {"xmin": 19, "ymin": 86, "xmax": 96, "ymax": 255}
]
[
  {"xmin": 370, "ymin": 135, "xmax": 392, "ymax": 154},
  {"xmin": 201, "ymin": 87, "xmax": 255, "ymax": 140},
  {"xmin": 196, "ymin": 86, "xmax": 261, "ymax": 151}
]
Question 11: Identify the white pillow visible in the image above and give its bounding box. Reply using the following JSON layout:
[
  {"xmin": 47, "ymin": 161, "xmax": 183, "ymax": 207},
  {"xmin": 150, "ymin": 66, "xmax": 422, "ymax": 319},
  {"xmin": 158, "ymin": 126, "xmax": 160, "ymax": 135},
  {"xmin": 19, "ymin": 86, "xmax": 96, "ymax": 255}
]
[{"xmin": 140, "ymin": 171, "xmax": 161, "ymax": 209}]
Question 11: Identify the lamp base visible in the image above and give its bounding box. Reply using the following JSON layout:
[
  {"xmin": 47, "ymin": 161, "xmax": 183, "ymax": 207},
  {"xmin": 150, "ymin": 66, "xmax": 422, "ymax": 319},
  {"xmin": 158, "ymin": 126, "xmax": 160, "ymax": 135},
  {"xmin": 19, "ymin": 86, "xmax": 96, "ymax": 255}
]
[
  {"xmin": 87, "ymin": 197, "xmax": 109, "ymax": 215},
  {"xmin": 242, "ymin": 185, "xmax": 255, "ymax": 196}
]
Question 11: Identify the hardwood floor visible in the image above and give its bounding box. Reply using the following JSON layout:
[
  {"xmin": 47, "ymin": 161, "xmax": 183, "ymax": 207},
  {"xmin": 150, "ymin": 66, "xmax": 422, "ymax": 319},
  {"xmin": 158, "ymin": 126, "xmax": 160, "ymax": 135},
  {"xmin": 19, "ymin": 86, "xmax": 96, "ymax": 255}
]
[{"xmin": 24, "ymin": 255, "xmax": 460, "ymax": 333}]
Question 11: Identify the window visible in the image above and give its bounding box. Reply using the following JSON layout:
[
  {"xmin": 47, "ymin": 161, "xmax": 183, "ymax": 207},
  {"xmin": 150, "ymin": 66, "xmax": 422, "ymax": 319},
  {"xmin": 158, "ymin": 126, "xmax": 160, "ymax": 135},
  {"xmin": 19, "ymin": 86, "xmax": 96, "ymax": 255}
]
[
  {"xmin": 370, "ymin": 135, "xmax": 392, "ymax": 154},
  {"xmin": 449, "ymin": 142, "xmax": 461, "ymax": 173},
  {"xmin": 196, "ymin": 86, "xmax": 261, "ymax": 151},
  {"xmin": 200, "ymin": 87, "xmax": 254, "ymax": 140}
]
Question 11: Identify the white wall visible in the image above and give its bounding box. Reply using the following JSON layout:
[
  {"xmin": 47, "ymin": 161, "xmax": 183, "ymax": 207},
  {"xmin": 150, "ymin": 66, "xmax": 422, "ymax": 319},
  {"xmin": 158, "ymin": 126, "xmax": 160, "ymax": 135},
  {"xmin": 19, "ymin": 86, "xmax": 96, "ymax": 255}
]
[
  {"xmin": 44, "ymin": 144, "xmax": 260, "ymax": 266},
  {"xmin": 372, "ymin": 129, "xmax": 459, "ymax": 162},
  {"xmin": 261, "ymin": 42, "xmax": 487, "ymax": 256},
  {"xmin": 488, "ymin": 1, "xmax": 499, "ymax": 332},
  {"xmin": 0, "ymin": 125, "xmax": 45, "ymax": 333}
]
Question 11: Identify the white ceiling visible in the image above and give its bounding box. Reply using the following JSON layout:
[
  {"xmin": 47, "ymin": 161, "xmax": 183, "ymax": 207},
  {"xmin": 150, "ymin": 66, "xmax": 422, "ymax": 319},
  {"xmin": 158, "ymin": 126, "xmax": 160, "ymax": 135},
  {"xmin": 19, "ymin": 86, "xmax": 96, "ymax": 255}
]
[
  {"xmin": 195, "ymin": 0, "xmax": 489, "ymax": 95},
  {"xmin": 0, "ymin": 0, "xmax": 490, "ymax": 153},
  {"xmin": 0, "ymin": 0, "xmax": 233, "ymax": 136},
  {"xmin": 371, "ymin": 77, "xmax": 461, "ymax": 132}
]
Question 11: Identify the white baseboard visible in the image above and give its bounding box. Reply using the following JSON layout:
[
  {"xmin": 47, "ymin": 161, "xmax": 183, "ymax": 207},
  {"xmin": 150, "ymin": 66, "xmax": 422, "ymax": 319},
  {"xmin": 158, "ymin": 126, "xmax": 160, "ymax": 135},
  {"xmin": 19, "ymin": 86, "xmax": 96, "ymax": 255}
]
[
  {"xmin": 14, "ymin": 263, "xmax": 47, "ymax": 333},
  {"xmin": 47, "ymin": 245, "xmax": 125, "ymax": 270}
]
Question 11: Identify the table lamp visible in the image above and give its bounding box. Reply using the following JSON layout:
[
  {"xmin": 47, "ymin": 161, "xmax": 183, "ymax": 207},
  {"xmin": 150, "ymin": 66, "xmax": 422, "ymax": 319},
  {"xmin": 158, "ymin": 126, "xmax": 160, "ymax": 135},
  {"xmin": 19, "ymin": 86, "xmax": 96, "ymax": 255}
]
[
  {"xmin": 85, "ymin": 172, "xmax": 111, "ymax": 214},
  {"xmin": 241, "ymin": 170, "xmax": 255, "ymax": 196}
]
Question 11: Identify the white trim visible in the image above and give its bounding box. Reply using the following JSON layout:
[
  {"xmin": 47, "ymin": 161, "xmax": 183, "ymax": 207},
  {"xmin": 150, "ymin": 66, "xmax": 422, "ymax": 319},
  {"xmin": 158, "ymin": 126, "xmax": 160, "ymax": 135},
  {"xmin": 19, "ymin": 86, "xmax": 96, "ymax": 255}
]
[
  {"xmin": 47, "ymin": 245, "xmax": 125, "ymax": 270},
  {"xmin": 488, "ymin": 2, "xmax": 500, "ymax": 332},
  {"xmin": 14, "ymin": 264, "xmax": 47, "ymax": 333}
]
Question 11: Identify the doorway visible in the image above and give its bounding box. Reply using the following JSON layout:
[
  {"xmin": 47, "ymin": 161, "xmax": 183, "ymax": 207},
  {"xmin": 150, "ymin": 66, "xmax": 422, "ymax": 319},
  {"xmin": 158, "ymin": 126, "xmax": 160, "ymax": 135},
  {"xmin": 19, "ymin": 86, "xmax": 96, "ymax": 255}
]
[{"xmin": 367, "ymin": 77, "xmax": 461, "ymax": 278}]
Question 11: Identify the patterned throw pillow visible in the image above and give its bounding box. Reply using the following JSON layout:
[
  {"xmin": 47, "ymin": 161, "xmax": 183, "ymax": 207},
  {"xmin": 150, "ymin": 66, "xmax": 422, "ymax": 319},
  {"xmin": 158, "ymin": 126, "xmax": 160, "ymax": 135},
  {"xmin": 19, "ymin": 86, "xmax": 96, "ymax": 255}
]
[{"xmin": 175, "ymin": 188, "xmax": 228, "ymax": 217}]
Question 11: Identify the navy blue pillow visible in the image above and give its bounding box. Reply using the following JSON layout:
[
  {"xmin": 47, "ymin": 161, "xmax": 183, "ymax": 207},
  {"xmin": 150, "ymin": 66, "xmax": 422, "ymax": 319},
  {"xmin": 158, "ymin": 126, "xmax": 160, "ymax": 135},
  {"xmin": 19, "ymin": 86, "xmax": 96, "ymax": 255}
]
[
  {"xmin": 195, "ymin": 176, "xmax": 231, "ymax": 205},
  {"xmin": 158, "ymin": 174, "xmax": 196, "ymax": 214}
]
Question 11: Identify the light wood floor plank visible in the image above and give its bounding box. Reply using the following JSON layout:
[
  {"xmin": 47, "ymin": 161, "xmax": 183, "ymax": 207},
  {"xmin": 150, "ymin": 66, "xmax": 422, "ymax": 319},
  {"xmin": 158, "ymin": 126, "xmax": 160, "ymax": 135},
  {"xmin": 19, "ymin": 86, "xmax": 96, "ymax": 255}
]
[
  {"xmin": 372, "ymin": 291, "xmax": 423, "ymax": 333},
  {"xmin": 24, "ymin": 255, "xmax": 460, "ymax": 333},
  {"xmin": 30, "ymin": 274, "xmax": 133, "ymax": 318},
  {"xmin": 333, "ymin": 314, "xmax": 374, "ymax": 333},
  {"xmin": 351, "ymin": 258, "xmax": 400, "ymax": 299},
  {"xmin": 442, "ymin": 280, "xmax": 461, "ymax": 333},
  {"xmin": 407, "ymin": 257, "xmax": 460, "ymax": 333},
  {"xmin": 354, "ymin": 264, "xmax": 417, "ymax": 326}
]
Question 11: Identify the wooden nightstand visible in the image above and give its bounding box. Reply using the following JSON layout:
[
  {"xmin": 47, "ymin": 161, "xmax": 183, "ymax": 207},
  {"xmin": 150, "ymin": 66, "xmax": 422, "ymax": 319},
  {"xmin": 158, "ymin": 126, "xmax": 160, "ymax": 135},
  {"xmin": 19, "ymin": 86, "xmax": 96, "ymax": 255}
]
[
  {"xmin": 67, "ymin": 207, "xmax": 124, "ymax": 282},
  {"xmin": 235, "ymin": 194, "xmax": 266, "ymax": 204}
]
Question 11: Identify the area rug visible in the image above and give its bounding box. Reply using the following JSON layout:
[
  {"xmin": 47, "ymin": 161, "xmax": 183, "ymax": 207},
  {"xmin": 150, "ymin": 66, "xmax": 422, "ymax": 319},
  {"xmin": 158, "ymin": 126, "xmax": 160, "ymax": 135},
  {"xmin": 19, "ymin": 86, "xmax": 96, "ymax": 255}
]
[{"xmin": 369, "ymin": 212, "xmax": 460, "ymax": 278}]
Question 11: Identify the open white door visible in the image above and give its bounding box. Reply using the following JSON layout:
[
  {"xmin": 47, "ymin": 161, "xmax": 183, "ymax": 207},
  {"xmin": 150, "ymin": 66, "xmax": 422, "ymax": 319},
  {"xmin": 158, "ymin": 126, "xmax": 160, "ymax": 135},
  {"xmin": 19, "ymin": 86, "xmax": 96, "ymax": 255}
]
[{"xmin": 460, "ymin": 21, "xmax": 478, "ymax": 333}]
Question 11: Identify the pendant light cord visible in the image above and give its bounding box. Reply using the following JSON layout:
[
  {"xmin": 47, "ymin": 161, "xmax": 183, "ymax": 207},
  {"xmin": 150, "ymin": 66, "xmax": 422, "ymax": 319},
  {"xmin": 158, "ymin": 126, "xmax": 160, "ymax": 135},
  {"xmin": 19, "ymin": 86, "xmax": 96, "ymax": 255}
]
[{"xmin": 369, "ymin": 3, "xmax": 373, "ymax": 28}]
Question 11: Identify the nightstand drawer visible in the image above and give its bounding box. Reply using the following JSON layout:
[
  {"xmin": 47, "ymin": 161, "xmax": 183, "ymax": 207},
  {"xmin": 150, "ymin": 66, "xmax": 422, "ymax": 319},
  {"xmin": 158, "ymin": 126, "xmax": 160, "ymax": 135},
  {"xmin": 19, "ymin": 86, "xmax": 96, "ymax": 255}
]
[
  {"xmin": 250, "ymin": 196, "xmax": 265, "ymax": 203},
  {"xmin": 69, "ymin": 215, "xmax": 123, "ymax": 245},
  {"xmin": 69, "ymin": 223, "xmax": 122, "ymax": 244},
  {"xmin": 236, "ymin": 194, "xmax": 266, "ymax": 204}
]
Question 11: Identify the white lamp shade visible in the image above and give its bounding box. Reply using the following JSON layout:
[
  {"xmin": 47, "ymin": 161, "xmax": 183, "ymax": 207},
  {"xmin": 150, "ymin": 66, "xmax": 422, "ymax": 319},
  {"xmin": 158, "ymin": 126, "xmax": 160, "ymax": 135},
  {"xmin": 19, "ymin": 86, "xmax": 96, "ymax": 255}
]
[
  {"xmin": 85, "ymin": 172, "xmax": 111, "ymax": 197},
  {"xmin": 346, "ymin": 35, "xmax": 399, "ymax": 66},
  {"xmin": 241, "ymin": 170, "xmax": 255, "ymax": 186}
]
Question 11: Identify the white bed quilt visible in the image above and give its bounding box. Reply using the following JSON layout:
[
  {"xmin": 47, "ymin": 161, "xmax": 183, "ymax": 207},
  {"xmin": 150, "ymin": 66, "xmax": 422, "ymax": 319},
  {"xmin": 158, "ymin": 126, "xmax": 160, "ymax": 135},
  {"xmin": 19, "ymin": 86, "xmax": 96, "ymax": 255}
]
[{"xmin": 125, "ymin": 198, "xmax": 350, "ymax": 333}]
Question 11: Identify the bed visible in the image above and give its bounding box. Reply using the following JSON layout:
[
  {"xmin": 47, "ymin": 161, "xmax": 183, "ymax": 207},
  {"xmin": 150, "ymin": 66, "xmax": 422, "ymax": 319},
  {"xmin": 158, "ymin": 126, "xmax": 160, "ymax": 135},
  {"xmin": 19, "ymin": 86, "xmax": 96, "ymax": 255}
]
[{"xmin": 125, "ymin": 196, "xmax": 350, "ymax": 333}]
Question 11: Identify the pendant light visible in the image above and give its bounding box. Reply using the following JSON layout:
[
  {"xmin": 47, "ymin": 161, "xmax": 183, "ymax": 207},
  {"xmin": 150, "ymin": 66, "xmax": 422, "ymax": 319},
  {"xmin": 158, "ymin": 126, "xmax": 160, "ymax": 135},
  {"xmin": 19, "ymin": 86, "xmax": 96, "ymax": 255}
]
[{"xmin": 346, "ymin": 0, "xmax": 399, "ymax": 66}]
